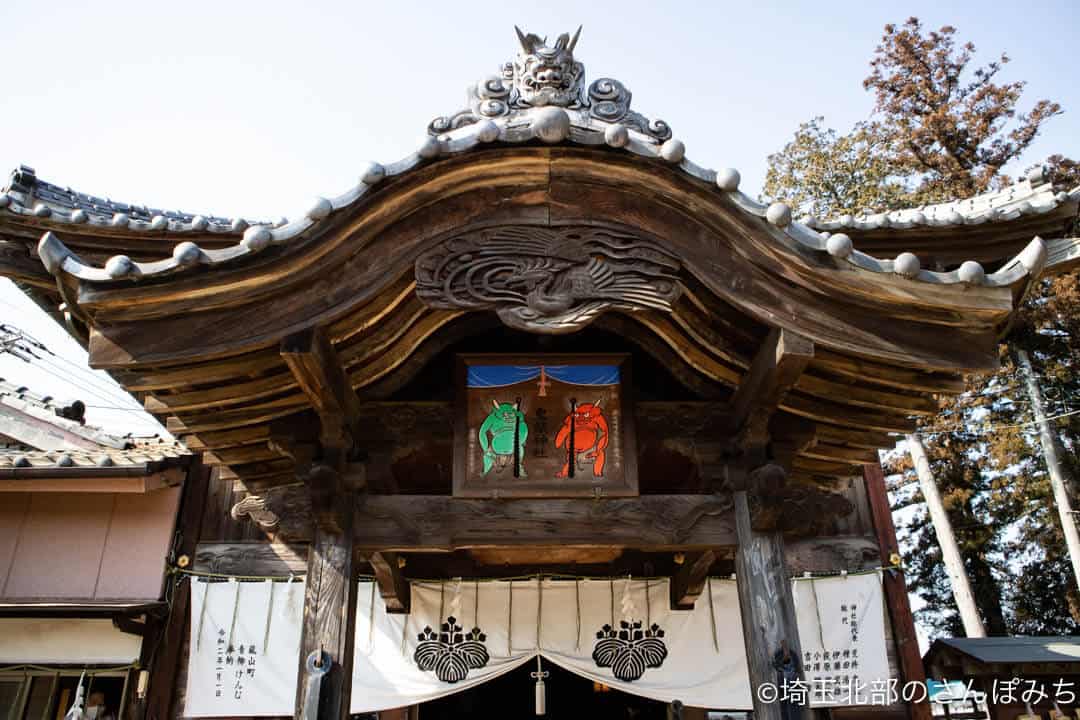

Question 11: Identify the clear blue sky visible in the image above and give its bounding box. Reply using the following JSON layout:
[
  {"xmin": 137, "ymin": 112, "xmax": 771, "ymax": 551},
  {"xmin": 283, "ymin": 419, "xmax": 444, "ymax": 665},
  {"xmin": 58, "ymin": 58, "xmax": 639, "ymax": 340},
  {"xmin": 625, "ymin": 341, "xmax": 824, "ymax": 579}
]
[{"xmin": 0, "ymin": 0, "xmax": 1077, "ymax": 435}]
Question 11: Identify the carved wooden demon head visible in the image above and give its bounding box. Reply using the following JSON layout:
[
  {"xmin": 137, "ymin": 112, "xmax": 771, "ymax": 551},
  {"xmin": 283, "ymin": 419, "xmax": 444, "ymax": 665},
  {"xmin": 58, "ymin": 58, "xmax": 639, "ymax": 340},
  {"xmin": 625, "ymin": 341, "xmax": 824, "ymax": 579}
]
[{"xmin": 511, "ymin": 25, "xmax": 585, "ymax": 107}]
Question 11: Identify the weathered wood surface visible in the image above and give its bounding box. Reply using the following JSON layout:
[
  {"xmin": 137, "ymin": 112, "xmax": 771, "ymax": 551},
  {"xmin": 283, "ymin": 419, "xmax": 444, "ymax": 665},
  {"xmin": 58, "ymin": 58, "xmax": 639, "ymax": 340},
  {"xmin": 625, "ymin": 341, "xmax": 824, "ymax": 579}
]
[
  {"xmin": 296, "ymin": 525, "xmax": 357, "ymax": 720},
  {"xmin": 733, "ymin": 489, "xmax": 809, "ymax": 720},
  {"xmin": 369, "ymin": 551, "xmax": 410, "ymax": 613},
  {"xmin": 730, "ymin": 328, "xmax": 813, "ymax": 444},
  {"xmin": 76, "ymin": 150, "xmax": 992, "ymax": 495},
  {"xmin": 669, "ymin": 550, "xmax": 716, "ymax": 610},
  {"xmin": 83, "ymin": 149, "xmax": 1009, "ymax": 371},
  {"xmin": 281, "ymin": 327, "xmax": 365, "ymax": 452},
  {"xmin": 863, "ymin": 463, "xmax": 931, "ymax": 720},
  {"xmin": 191, "ymin": 534, "xmax": 881, "ymax": 579},
  {"xmin": 355, "ymin": 494, "xmax": 737, "ymax": 550}
]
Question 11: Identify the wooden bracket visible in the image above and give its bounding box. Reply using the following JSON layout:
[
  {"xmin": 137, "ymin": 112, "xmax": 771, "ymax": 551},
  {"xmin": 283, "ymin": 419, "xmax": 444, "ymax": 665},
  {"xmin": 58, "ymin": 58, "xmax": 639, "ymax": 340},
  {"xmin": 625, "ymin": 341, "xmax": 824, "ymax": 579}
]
[
  {"xmin": 302, "ymin": 463, "xmax": 348, "ymax": 535},
  {"xmin": 281, "ymin": 326, "xmax": 364, "ymax": 463},
  {"xmin": 746, "ymin": 463, "xmax": 854, "ymax": 535},
  {"xmin": 369, "ymin": 551, "xmax": 411, "ymax": 614},
  {"xmin": 729, "ymin": 328, "xmax": 814, "ymax": 447},
  {"xmin": 669, "ymin": 549, "xmax": 716, "ymax": 610}
]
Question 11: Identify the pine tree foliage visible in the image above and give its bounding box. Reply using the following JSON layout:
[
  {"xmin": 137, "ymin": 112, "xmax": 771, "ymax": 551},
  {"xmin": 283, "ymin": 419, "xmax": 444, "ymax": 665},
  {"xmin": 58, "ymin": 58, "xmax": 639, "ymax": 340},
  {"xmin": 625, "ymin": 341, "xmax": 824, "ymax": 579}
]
[{"xmin": 765, "ymin": 17, "xmax": 1080, "ymax": 637}]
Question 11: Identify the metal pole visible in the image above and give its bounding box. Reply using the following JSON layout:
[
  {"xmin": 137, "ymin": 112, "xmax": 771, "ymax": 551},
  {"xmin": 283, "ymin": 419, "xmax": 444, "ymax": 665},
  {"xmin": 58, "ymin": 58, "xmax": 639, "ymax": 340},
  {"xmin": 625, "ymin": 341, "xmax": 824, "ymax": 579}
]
[
  {"xmin": 1015, "ymin": 349, "xmax": 1080, "ymax": 594},
  {"xmin": 906, "ymin": 433, "xmax": 987, "ymax": 637}
]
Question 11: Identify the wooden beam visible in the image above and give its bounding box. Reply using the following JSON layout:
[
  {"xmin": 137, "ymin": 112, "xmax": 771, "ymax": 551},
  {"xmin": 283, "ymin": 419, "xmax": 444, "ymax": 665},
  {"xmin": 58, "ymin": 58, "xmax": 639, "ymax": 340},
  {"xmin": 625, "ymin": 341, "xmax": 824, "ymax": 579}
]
[
  {"xmin": 281, "ymin": 327, "xmax": 363, "ymax": 452},
  {"xmin": 863, "ymin": 463, "xmax": 931, "ymax": 720},
  {"xmin": 734, "ymin": 488, "xmax": 810, "ymax": 720},
  {"xmin": 729, "ymin": 327, "xmax": 814, "ymax": 444},
  {"xmin": 363, "ymin": 494, "xmax": 737, "ymax": 549},
  {"xmin": 233, "ymin": 484, "xmax": 740, "ymax": 547},
  {"xmin": 191, "ymin": 536, "xmax": 883, "ymax": 582},
  {"xmin": 669, "ymin": 550, "xmax": 716, "ymax": 610},
  {"xmin": 369, "ymin": 551, "xmax": 411, "ymax": 614}
]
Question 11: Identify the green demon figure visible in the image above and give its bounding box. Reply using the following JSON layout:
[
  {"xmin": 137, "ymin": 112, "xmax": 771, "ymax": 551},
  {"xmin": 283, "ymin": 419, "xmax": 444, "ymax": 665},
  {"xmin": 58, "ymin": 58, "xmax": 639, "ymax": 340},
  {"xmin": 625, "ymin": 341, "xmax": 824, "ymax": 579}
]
[{"xmin": 478, "ymin": 399, "xmax": 528, "ymax": 476}]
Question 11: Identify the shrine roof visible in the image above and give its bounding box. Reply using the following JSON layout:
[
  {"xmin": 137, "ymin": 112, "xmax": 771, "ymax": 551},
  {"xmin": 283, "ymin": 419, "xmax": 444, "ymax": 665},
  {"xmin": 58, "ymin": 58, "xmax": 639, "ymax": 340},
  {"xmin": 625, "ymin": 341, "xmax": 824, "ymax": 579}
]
[
  {"xmin": 3, "ymin": 30, "xmax": 1077, "ymax": 293},
  {"xmin": 926, "ymin": 636, "xmax": 1080, "ymax": 666},
  {"xmin": 0, "ymin": 26, "xmax": 1075, "ymax": 492},
  {"xmin": 6, "ymin": 147, "xmax": 1072, "ymax": 292}
]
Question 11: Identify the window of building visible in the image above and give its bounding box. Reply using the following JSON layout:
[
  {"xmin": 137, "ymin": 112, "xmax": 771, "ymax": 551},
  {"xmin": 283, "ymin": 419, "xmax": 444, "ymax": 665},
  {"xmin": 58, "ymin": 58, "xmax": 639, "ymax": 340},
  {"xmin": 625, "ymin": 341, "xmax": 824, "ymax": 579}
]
[{"xmin": 0, "ymin": 671, "xmax": 126, "ymax": 720}]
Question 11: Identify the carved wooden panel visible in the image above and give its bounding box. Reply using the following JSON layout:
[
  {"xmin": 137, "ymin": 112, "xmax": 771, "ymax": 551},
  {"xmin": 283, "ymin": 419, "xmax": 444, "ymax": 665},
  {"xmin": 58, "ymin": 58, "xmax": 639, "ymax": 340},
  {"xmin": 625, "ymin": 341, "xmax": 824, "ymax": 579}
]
[
  {"xmin": 415, "ymin": 225, "xmax": 681, "ymax": 334},
  {"xmin": 454, "ymin": 354, "xmax": 637, "ymax": 497}
]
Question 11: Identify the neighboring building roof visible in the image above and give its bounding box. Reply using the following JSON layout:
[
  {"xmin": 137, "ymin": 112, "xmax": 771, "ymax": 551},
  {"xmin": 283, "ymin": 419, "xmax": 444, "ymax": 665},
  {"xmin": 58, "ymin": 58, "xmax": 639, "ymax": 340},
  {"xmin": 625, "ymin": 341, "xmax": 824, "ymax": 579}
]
[
  {"xmin": 0, "ymin": 377, "xmax": 137, "ymax": 450},
  {"xmin": 926, "ymin": 636, "xmax": 1080, "ymax": 666},
  {"xmin": 4, "ymin": 164, "xmax": 257, "ymax": 233},
  {"xmin": 0, "ymin": 378, "xmax": 188, "ymax": 472},
  {"xmin": 0, "ymin": 442, "xmax": 188, "ymax": 473}
]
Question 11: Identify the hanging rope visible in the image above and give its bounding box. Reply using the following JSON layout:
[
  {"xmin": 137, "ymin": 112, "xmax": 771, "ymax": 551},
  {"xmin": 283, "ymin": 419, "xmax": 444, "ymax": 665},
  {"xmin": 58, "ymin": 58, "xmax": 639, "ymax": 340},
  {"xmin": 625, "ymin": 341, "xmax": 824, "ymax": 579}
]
[
  {"xmin": 812, "ymin": 578, "xmax": 825, "ymax": 651},
  {"xmin": 507, "ymin": 580, "xmax": 514, "ymax": 656},
  {"xmin": 226, "ymin": 579, "xmax": 241, "ymax": 649},
  {"xmin": 262, "ymin": 579, "xmax": 275, "ymax": 654},
  {"xmin": 645, "ymin": 579, "xmax": 651, "ymax": 626},
  {"xmin": 608, "ymin": 578, "xmax": 614, "ymax": 626},
  {"xmin": 474, "ymin": 579, "xmax": 480, "ymax": 630},
  {"xmin": 706, "ymin": 577, "xmax": 719, "ymax": 653},
  {"xmin": 574, "ymin": 579, "xmax": 582, "ymax": 650},
  {"xmin": 535, "ymin": 576, "xmax": 543, "ymax": 650},
  {"xmin": 367, "ymin": 581, "xmax": 377, "ymax": 652},
  {"xmin": 438, "ymin": 581, "xmax": 445, "ymax": 624},
  {"xmin": 195, "ymin": 578, "xmax": 210, "ymax": 650}
]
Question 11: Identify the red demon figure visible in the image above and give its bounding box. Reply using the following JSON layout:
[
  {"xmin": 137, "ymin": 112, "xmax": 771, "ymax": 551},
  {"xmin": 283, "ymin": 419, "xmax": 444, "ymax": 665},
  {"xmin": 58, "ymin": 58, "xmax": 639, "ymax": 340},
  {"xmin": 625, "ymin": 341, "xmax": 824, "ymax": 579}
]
[{"xmin": 555, "ymin": 399, "xmax": 609, "ymax": 478}]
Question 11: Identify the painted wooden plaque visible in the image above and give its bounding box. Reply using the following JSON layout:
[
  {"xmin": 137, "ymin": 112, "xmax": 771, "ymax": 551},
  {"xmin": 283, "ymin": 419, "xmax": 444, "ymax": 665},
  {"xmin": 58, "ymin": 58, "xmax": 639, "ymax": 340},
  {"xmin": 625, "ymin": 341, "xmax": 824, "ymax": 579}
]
[{"xmin": 454, "ymin": 354, "xmax": 637, "ymax": 497}]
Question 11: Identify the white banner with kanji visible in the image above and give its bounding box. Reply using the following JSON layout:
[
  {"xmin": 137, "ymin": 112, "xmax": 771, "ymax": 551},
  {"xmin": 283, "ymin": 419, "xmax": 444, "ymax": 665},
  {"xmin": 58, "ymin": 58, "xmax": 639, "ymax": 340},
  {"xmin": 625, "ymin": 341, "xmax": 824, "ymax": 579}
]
[
  {"xmin": 793, "ymin": 571, "xmax": 891, "ymax": 706},
  {"xmin": 184, "ymin": 579, "xmax": 304, "ymax": 717}
]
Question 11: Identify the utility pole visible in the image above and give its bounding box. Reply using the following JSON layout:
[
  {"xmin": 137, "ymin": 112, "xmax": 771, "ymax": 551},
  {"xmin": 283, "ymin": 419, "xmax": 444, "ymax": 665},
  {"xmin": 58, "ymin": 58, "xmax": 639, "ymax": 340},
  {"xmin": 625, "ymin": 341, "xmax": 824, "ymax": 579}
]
[
  {"xmin": 906, "ymin": 433, "xmax": 987, "ymax": 638},
  {"xmin": 1014, "ymin": 348, "xmax": 1080, "ymax": 594}
]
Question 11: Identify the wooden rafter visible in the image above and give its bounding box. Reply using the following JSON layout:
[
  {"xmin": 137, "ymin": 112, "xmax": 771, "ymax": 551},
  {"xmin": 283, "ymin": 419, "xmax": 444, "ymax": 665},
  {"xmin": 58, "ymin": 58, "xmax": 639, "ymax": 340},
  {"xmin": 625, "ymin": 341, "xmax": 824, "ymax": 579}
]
[
  {"xmin": 280, "ymin": 326, "xmax": 364, "ymax": 454},
  {"xmin": 729, "ymin": 327, "xmax": 814, "ymax": 445}
]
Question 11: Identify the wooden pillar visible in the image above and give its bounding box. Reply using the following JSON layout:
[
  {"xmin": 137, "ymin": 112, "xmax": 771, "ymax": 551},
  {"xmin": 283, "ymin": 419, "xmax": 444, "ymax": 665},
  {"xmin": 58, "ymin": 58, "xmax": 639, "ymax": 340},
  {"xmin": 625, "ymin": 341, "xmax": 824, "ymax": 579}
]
[
  {"xmin": 295, "ymin": 464, "xmax": 358, "ymax": 720},
  {"xmin": 282, "ymin": 328, "xmax": 364, "ymax": 720},
  {"xmin": 906, "ymin": 433, "xmax": 986, "ymax": 638},
  {"xmin": 863, "ymin": 462, "xmax": 931, "ymax": 720},
  {"xmin": 1015, "ymin": 348, "xmax": 1080, "ymax": 593},
  {"xmin": 734, "ymin": 486, "xmax": 809, "ymax": 720}
]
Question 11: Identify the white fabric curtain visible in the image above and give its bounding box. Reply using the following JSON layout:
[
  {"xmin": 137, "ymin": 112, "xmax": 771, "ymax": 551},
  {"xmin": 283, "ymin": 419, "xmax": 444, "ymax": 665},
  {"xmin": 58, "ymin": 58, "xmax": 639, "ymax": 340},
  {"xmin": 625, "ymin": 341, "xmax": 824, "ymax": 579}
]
[
  {"xmin": 350, "ymin": 577, "xmax": 753, "ymax": 713},
  {"xmin": 184, "ymin": 579, "xmax": 305, "ymax": 718},
  {"xmin": 182, "ymin": 571, "xmax": 892, "ymax": 716}
]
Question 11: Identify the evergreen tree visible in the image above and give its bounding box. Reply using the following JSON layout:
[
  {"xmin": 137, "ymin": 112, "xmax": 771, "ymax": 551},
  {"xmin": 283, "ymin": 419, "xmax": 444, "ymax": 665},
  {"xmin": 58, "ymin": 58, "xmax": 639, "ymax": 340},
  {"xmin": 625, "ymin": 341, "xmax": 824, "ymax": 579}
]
[{"xmin": 764, "ymin": 18, "xmax": 1080, "ymax": 636}]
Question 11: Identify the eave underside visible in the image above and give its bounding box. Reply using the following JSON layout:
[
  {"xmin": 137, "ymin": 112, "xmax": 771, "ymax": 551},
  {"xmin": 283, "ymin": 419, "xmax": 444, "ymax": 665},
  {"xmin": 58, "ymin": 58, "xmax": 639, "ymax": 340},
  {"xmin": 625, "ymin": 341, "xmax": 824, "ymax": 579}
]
[{"xmin": 0, "ymin": 147, "xmax": 1035, "ymax": 493}]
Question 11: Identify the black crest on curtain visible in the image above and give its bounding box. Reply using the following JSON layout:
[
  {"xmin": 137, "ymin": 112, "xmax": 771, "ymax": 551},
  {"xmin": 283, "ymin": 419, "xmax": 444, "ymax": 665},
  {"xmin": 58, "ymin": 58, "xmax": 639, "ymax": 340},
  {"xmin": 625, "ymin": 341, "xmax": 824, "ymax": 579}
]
[
  {"xmin": 592, "ymin": 620, "xmax": 668, "ymax": 681},
  {"xmin": 414, "ymin": 616, "xmax": 490, "ymax": 683}
]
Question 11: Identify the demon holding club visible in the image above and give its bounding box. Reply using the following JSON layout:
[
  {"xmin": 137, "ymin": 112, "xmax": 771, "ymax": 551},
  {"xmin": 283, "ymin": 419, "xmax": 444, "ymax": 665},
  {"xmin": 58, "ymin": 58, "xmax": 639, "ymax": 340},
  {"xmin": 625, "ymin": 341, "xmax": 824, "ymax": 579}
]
[
  {"xmin": 478, "ymin": 399, "xmax": 528, "ymax": 477},
  {"xmin": 555, "ymin": 398, "xmax": 609, "ymax": 478}
]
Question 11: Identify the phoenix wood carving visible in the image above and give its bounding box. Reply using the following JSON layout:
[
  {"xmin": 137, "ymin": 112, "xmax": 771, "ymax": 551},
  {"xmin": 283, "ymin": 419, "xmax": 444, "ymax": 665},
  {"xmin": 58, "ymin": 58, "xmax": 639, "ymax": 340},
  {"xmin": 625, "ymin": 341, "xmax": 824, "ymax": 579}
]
[{"xmin": 415, "ymin": 226, "xmax": 682, "ymax": 333}]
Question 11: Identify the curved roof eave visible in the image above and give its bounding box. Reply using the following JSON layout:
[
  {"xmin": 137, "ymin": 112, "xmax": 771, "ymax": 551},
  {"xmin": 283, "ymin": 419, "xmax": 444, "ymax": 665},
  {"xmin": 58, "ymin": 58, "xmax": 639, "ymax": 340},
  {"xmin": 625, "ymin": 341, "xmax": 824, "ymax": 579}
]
[{"xmin": 9, "ymin": 111, "xmax": 1053, "ymax": 295}]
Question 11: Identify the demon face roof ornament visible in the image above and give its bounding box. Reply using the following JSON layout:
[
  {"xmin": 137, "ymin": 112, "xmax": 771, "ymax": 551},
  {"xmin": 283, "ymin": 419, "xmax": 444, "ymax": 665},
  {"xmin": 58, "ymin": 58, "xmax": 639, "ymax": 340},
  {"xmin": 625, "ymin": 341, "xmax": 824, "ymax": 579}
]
[{"xmin": 428, "ymin": 25, "xmax": 672, "ymax": 141}]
